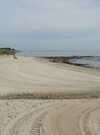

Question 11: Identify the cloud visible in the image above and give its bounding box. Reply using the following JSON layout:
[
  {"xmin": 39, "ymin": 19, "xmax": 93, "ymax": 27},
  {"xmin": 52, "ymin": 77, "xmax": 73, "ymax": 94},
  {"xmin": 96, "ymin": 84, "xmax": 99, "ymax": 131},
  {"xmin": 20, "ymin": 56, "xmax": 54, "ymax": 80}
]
[{"xmin": 0, "ymin": 0, "xmax": 100, "ymax": 33}]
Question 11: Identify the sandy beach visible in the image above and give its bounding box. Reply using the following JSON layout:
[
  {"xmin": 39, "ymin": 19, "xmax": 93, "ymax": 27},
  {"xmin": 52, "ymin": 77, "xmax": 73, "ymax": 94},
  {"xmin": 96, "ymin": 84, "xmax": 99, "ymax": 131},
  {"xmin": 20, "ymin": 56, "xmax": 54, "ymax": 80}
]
[
  {"xmin": 0, "ymin": 56, "xmax": 100, "ymax": 135},
  {"xmin": 0, "ymin": 56, "xmax": 100, "ymax": 96},
  {"xmin": 0, "ymin": 99, "xmax": 99, "ymax": 135}
]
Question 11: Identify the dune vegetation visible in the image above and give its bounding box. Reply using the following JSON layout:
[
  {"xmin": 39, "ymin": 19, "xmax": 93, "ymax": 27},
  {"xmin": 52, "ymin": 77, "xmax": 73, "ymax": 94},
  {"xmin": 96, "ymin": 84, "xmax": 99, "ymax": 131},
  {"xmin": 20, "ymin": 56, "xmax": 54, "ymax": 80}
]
[{"xmin": 0, "ymin": 48, "xmax": 16, "ymax": 55}]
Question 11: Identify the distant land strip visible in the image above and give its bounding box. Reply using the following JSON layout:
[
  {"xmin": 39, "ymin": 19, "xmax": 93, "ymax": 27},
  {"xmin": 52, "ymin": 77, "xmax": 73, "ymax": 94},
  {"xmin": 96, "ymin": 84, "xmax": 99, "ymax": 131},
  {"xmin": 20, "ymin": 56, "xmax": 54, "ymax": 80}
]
[
  {"xmin": 0, "ymin": 48, "xmax": 16, "ymax": 55},
  {"xmin": 0, "ymin": 47, "xmax": 18, "ymax": 59}
]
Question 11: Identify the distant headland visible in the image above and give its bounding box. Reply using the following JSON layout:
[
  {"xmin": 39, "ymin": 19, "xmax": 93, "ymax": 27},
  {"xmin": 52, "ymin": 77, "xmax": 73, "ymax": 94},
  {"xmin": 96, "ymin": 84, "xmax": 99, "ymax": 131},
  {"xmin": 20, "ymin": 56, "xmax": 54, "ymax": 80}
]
[{"xmin": 0, "ymin": 48, "xmax": 17, "ymax": 59}]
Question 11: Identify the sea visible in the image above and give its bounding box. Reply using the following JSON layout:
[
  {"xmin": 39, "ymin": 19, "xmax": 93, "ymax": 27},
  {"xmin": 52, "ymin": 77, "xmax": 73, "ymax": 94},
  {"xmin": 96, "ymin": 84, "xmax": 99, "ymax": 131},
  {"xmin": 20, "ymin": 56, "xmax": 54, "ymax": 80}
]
[
  {"xmin": 0, "ymin": 36, "xmax": 100, "ymax": 69},
  {"xmin": 15, "ymin": 49, "xmax": 100, "ymax": 69}
]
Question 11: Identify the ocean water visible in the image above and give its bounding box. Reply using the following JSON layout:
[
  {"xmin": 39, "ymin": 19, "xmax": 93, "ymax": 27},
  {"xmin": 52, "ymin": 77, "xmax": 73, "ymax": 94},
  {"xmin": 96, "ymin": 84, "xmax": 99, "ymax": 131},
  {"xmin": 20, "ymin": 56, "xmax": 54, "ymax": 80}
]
[
  {"xmin": 0, "ymin": 36, "xmax": 100, "ymax": 68},
  {"xmin": 1, "ymin": 36, "xmax": 100, "ymax": 57},
  {"xmin": 16, "ymin": 50, "xmax": 100, "ymax": 69},
  {"xmin": 69, "ymin": 56, "xmax": 100, "ymax": 69},
  {"xmin": 17, "ymin": 50, "xmax": 100, "ymax": 57}
]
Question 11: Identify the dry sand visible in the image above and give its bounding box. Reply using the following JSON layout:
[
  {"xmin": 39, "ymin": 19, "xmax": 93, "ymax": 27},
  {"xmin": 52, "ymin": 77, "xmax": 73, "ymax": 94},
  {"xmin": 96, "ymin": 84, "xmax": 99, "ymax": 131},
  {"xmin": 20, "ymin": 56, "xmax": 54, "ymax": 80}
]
[
  {"xmin": 0, "ymin": 56, "xmax": 100, "ymax": 135},
  {"xmin": 0, "ymin": 99, "xmax": 100, "ymax": 135},
  {"xmin": 0, "ymin": 56, "xmax": 100, "ymax": 96}
]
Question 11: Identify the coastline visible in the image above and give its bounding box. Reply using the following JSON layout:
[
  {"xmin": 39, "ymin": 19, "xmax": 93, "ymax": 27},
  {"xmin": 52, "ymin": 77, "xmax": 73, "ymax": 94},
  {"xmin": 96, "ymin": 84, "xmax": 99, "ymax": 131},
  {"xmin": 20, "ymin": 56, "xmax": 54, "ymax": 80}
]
[
  {"xmin": 0, "ymin": 55, "xmax": 100, "ymax": 98},
  {"xmin": 40, "ymin": 56, "xmax": 100, "ymax": 69},
  {"xmin": 0, "ymin": 55, "xmax": 100, "ymax": 135}
]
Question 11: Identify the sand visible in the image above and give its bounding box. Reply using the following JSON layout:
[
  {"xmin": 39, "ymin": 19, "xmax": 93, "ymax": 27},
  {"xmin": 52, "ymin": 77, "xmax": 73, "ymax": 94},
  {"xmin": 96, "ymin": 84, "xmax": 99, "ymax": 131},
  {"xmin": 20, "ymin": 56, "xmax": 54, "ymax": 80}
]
[
  {"xmin": 0, "ymin": 99, "xmax": 100, "ymax": 135},
  {"xmin": 0, "ymin": 56, "xmax": 100, "ymax": 135},
  {"xmin": 42, "ymin": 99, "xmax": 100, "ymax": 135},
  {"xmin": 0, "ymin": 56, "xmax": 100, "ymax": 96}
]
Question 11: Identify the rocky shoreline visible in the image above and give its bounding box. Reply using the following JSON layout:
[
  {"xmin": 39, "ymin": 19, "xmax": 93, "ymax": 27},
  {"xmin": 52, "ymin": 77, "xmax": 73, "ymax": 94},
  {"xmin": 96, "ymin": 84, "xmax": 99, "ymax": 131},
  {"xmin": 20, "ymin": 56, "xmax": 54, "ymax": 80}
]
[{"xmin": 42, "ymin": 56, "xmax": 100, "ymax": 69}]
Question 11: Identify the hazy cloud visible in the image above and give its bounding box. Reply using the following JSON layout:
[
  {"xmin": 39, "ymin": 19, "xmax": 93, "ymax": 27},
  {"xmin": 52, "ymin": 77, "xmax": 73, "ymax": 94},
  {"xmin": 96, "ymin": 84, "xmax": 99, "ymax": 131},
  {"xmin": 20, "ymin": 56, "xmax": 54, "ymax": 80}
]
[{"xmin": 0, "ymin": 0, "xmax": 100, "ymax": 33}]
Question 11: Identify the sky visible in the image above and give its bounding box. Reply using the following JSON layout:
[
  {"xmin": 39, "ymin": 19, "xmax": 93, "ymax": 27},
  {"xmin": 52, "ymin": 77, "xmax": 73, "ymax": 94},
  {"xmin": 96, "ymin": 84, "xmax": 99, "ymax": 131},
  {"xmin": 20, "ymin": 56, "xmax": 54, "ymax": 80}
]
[
  {"xmin": 0, "ymin": 0, "xmax": 100, "ymax": 51},
  {"xmin": 0, "ymin": 0, "xmax": 100, "ymax": 33}
]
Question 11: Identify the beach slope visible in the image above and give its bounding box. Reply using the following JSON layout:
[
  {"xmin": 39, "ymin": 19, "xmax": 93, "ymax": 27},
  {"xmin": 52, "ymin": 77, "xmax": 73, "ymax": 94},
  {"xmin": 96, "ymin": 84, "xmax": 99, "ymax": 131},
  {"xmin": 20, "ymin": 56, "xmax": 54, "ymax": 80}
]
[{"xmin": 0, "ymin": 56, "xmax": 100, "ymax": 96}]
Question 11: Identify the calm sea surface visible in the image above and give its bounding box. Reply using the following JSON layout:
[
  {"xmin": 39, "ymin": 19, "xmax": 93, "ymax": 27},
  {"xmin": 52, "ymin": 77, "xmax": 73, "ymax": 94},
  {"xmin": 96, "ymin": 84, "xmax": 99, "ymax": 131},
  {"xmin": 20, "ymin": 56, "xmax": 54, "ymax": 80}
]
[
  {"xmin": 16, "ymin": 50, "xmax": 100, "ymax": 69},
  {"xmin": 0, "ymin": 37, "xmax": 100, "ymax": 68}
]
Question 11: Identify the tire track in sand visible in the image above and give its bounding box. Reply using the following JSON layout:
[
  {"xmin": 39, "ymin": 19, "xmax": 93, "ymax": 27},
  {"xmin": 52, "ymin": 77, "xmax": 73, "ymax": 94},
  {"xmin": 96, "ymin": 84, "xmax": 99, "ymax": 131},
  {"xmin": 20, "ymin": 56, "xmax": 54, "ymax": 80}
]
[
  {"xmin": 4, "ymin": 100, "xmax": 65, "ymax": 135},
  {"xmin": 30, "ymin": 101, "xmax": 66, "ymax": 135},
  {"xmin": 41, "ymin": 102, "xmax": 99, "ymax": 135},
  {"xmin": 3, "ymin": 101, "xmax": 49, "ymax": 135},
  {"xmin": 80, "ymin": 107, "xmax": 100, "ymax": 135}
]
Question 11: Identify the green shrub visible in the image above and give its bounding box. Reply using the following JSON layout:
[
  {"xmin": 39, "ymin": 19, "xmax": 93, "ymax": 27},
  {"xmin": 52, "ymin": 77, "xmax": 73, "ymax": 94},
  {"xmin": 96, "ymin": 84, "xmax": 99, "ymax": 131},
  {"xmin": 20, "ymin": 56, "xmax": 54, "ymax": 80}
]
[{"xmin": 0, "ymin": 48, "xmax": 16, "ymax": 55}]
